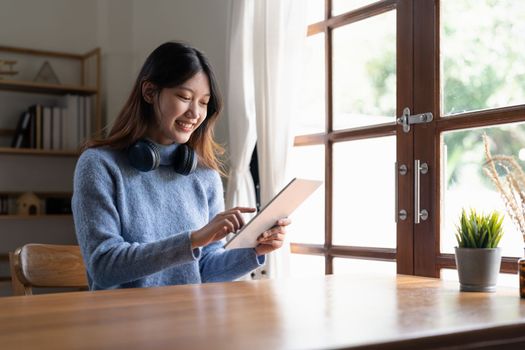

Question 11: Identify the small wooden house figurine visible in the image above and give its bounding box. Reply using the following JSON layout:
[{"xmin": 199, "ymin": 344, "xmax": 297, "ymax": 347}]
[{"xmin": 16, "ymin": 192, "xmax": 41, "ymax": 215}]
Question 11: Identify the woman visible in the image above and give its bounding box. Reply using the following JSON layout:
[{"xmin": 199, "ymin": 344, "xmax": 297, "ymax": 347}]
[{"xmin": 72, "ymin": 41, "xmax": 289, "ymax": 290}]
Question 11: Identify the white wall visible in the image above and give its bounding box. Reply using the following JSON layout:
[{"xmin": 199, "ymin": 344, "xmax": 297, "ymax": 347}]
[
  {"xmin": 0, "ymin": 0, "xmax": 98, "ymax": 52},
  {"xmin": 96, "ymin": 0, "xmax": 135, "ymax": 130}
]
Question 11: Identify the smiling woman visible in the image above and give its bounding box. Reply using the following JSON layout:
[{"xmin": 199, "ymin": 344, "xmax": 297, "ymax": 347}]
[
  {"xmin": 71, "ymin": 41, "xmax": 291, "ymax": 291},
  {"xmin": 83, "ymin": 41, "xmax": 224, "ymax": 173},
  {"xmin": 142, "ymin": 72, "xmax": 211, "ymax": 145}
]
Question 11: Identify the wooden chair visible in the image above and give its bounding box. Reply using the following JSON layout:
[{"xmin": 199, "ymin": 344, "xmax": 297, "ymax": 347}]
[{"xmin": 9, "ymin": 243, "xmax": 89, "ymax": 296}]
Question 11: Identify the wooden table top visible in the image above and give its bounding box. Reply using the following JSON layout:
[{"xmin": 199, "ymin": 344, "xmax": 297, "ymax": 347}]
[{"xmin": 1, "ymin": 274, "xmax": 525, "ymax": 350}]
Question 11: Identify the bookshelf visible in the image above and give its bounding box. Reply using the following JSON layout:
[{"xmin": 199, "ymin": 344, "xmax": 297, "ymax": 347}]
[
  {"xmin": 0, "ymin": 46, "xmax": 98, "ymax": 293},
  {"xmin": 0, "ymin": 45, "xmax": 101, "ymax": 215},
  {"xmin": 0, "ymin": 45, "xmax": 102, "ymax": 156},
  {"xmin": 0, "ymin": 45, "xmax": 102, "ymax": 216}
]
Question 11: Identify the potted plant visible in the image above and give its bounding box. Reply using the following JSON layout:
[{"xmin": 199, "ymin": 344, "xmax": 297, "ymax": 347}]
[{"xmin": 454, "ymin": 208, "xmax": 504, "ymax": 292}]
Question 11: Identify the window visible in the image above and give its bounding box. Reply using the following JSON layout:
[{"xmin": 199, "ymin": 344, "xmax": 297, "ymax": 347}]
[{"xmin": 289, "ymin": 0, "xmax": 525, "ymax": 280}]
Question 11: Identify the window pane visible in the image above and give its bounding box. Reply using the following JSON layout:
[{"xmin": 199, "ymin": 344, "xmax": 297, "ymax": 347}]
[
  {"xmin": 294, "ymin": 33, "xmax": 326, "ymax": 136},
  {"xmin": 332, "ymin": 0, "xmax": 374, "ymax": 17},
  {"xmin": 306, "ymin": 0, "xmax": 324, "ymax": 24},
  {"xmin": 333, "ymin": 257, "xmax": 396, "ymax": 276},
  {"xmin": 289, "ymin": 254, "xmax": 325, "ymax": 278},
  {"xmin": 441, "ymin": 0, "xmax": 525, "ymax": 115},
  {"xmin": 441, "ymin": 124, "xmax": 525, "ymax": 257},
  {"xmin": 441, "ymin": 269, "xmax": 518, "ymax": 289},
  {"xmin": 332, "ymin": 11, "xmax": 396, "ymax": 130},
  {"xmin": 288, "ymin": 145, "xmax": 325, "ymax": 244},
  {"xmin": 333, "ymin": 137, "xmax": 396, "ymax": 248}
]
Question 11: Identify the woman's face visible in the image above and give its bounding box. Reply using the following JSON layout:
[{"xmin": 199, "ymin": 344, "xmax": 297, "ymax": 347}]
[{"xmin": 146, "ymin": 71, "xmax": 211, "ymax": 145}]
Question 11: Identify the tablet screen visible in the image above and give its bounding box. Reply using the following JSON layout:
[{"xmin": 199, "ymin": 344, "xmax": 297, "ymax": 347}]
[{"xmin": 223, "ymin": 178, "xmax": 322, "ymax": 250}]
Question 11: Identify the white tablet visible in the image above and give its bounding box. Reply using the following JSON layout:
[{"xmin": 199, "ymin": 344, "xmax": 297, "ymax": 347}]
[{"xmin": 223, "ymin": 178, "xmax": 323, "ymax": 250}]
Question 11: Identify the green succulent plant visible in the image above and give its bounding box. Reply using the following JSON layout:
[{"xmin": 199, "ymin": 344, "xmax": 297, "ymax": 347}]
[{"xmin": 455, "ymin": 208, "xmax": 504, "ymax": 248}]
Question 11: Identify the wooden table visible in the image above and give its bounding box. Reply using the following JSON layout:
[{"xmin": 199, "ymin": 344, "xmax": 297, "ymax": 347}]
[{"xmin": 1, "ymin": 274, "xmax": 525, "ymax": 349}]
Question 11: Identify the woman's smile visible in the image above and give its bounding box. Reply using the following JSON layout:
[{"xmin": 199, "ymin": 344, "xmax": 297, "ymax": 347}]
[{"xmin": 175, "ymin": 120, "xmax": 195, "ymax": 132}]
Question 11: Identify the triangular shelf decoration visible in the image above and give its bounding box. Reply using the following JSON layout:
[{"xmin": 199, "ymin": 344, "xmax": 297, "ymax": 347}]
[{"xmin": 34, "ymin": 61, "xmax": 60, "ymax": 84}]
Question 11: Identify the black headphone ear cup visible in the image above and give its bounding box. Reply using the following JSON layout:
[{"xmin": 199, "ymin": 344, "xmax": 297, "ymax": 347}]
[
  {"xmin": 173, "ymin": 145, "xmax": 197, "ymax": 175},
  {"xmin": 128, "ymin": 139, "xmax": 160, "ymax": 172}
]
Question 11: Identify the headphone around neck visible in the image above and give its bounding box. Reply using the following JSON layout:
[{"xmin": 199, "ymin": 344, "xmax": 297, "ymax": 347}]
[{"xmin": 127, "ymin": 139, "xmax": 197, "ymax": 175}]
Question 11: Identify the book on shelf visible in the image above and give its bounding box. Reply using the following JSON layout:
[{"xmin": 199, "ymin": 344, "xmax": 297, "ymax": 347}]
[
  {"xmin": 63, "ymin": 94, "xmax": 79, "ymax": 150},
  {"xmin": 42, "ymin": 106, "xmax": 52, "ymax": 150},
  {"xmin": 52, "ymin": 106, "xmax": 62, "ymax": 150},
  {"xmin": 10, "ymin": 111, "xmax": 32, "ymax": 148},
  {"xmin": 10, "ymin": 95, "xmax": 91, "ymax": 151},
  {"xmin": 25, "ymin": 104, "xmax": 43, "ymax": 149},
  {"xmin": 10, "ymin": 104, "xmax": 42, "ymax": 149},
  {"xmin": 0, "ymin": 195, "xmax": 9, "ymax": 215}
]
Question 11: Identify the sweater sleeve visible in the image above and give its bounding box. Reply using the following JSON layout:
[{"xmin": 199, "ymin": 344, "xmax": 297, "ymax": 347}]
[
  {"xmin": 72, "ymin": 150, "xmax": 201, "ymax": 289},
  {"xmin": 200, "ymin": 243, "xmax": 265, "ymax": 282},
  {"xmin": 197, "ymin": 170, "xmax": 265, "ymax": 282}
]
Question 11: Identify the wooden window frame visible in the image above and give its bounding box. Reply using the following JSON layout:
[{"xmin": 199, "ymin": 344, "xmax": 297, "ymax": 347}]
[
  {"xmin": 291, "ymin": 0, "xmax": 403, "ymax": 274},
  {"xmin": 291, "ymin": 0, "xmax": 524, "ymax": 277}
]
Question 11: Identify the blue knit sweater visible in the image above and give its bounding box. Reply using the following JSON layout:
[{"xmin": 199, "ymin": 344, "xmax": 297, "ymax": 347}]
[{"xmin": 72, "ymin": 143, "xmax": 265, "ymax": 290}]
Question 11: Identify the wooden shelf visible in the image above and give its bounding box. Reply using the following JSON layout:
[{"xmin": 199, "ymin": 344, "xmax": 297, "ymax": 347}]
[
  {"xmin": 0, "ymin": 147, "xmax": 79, "ymax": 157},
  {"xmin": 0, "ymin": 214, "xmax": 72, "ymax": 220},
  {"xmin": 0, "ymin": 191, "xmax": 71, "ymax": 197},
  {"xmin": 0, "ymin": 79, "xmax": 97, "ymax": 96}
]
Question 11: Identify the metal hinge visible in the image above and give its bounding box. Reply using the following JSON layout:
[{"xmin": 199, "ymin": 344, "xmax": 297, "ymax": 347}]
[{"xmin": 396, "ymin": 107, "xmax": 433, "ymax": 133}]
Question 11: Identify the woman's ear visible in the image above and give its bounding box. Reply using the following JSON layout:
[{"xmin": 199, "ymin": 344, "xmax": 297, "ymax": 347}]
[{"xmin": 142, "ymin": 81, "xmax": 157, "ymax": 104}]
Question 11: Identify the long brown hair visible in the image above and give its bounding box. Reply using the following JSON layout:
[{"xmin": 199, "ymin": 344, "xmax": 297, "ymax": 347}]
[{"xmin": 84, "ymin": 41, "xmax": 225, "ymax": 174}]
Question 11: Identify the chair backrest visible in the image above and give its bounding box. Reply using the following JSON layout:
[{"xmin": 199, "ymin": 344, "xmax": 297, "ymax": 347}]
[{"xmin": 9, "ymin": 243, "xmax": 89, "ymax": 296}]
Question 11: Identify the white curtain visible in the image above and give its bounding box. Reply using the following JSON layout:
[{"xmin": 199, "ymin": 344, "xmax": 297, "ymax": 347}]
[
  {"xmin": 225, "ymin": 0, "xmax": 257, "ymax": 212},
  {"xmin": 226, "ymin": 0, "xmax": 306, "ymax": 279},
  {"xmin": 252, "ymin": 0, "xmax": 307, "ymax": 279},
  {"xmin": 225, "ymin": 0, "xmax": 257, "ymax": 281}
]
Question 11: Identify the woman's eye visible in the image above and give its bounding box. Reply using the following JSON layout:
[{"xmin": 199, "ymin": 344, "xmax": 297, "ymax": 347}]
[
  {"xmin": 178, "ymin": 95, "xmax": 191, "ymax": 101},
  {"xmin": 200, "ymin": 101, "xmax": 209, "ymax": 106}
]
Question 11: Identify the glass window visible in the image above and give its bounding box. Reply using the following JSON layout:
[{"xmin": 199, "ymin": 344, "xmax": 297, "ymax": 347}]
[
  {"xmin": 294, "ymin": 33, "xmax": 326, "ymax": 136},
  {"xmin": 332, "ymin": 0, "xmax": 375, "ymax": 17},
  {"xmin": 441, "ymin": 123, "xmax": 525, "ymax": 257},
  {"xmin": 288, "ymin": 145, "xmax": 325, "ymax": 244},
  {"xmin": 441, "ymin": 0, "xmax": 525, "ymax": 115},
  {"xmin": 306, "ymin": 0, "xmax": 325, "ymax": 24},
  {"xmin": 332, "ymin": 11, "xmax": 396, "ymax": 130},
  {"xmin": 333, "ymin": 137, "xmax": 396, "ymax": 248}
]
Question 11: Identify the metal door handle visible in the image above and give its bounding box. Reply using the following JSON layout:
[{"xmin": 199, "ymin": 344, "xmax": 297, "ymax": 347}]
[
  {"xmin": 414, "ymin": 159, "xmax": 429, "ymax": 223},
  {"xmin": 395, "ymin": 162, "xmax": 408, "ymax": 222}
]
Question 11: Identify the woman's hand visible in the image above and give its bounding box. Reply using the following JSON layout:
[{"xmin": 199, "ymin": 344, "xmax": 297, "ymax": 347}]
[
  {"xmin": 191, "ymin": 207, "xmax": 256, "ymax": 249},
  {"xmin": 255, "ymin": 218, "xmax": 291, "ymax": 256}
]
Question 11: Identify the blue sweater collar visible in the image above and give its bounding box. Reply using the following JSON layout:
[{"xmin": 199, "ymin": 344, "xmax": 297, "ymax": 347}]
[{"xmin": 153, "ymin": 142, "xmax": 180, "ymax": 166}]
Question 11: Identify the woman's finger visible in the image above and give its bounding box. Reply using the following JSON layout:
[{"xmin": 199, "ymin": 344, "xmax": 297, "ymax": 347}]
[
  {"xmin": 257, "ymin": 232, "xmax": 285, "ymax": 242},
  {"xmin": 257, "ymin": 240, "xmax": 283, "ymax": 248},
  {"xmin": 230, "ymin": 206, "xmax": 257, "ymax": 213},
  {"xmin": 222, "ymin": 218, "xmax": 236, "ymax": 234},
  {"xmin": 231, "ymin": 209, "xmax": 246, "ymax": 229},
  {"xmin": 276, "ymin": 218, "xmax": 291, "ymax": 226},
  {"xmin": 265, "ymin": 226, "xmax": 287, "ymax": 236},
  {"xmin": 224, "ymin": 213, "xmax": 241, "ymax": 231}
]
